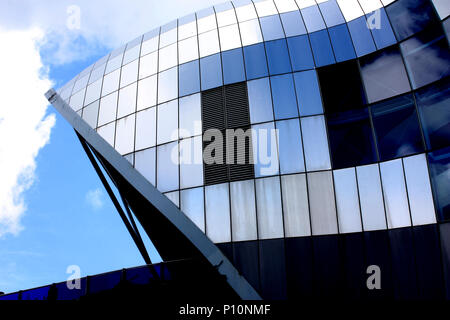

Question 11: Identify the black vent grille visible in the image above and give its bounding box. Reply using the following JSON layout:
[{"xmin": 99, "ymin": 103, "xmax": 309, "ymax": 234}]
[
  {"xmin": 201, "ymin": 87, "xmax": 225, "ymax": 132},
  {"xmin": 225, "ymin": 82, "xmax": 250, "ymax": 128}
]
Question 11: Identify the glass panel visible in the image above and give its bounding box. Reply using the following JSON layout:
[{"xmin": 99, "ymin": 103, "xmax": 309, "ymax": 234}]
[
  {"xmin": 139, "ymin": 51, "xmax": 158, "ymax": 79},
  {"xmin": 400, "ymin": 25, "xmax": 450, "ymax": 89},
  {"xmin": 293, "ymin": 70, "xmax": 323, "ymax": 116},
  {"xmin": 319, "ymin": 0, "xmax": 345, "ymax": 27},
  {"xmin": 89, "ymin": 64, "xmax": 106, "ymax": 84},
  {"xmin": 301, "ymin": 115, "xmax": 331, "ymax": 171},
  {"xmin": 101, "ymin": 69, "xmax": 120, "ymax": 96},
  {"xmin": 444, "ymin": 17, "xmax": 450, "ymax": 41},
  {"xmin": 265, "ymin": 39, "xmax": 292, "ymax": 75},
  {"xmin": 371, "ymin": 94, "xmax": 424, "ymax": 161},
  {"xmin": 252, "ymin": 122, "xmax": 279, "ymax": 177},
  {"xmin": 370, "ymin": 8, "xmax": 396, "ymax": 49},
  {"xmin": 82, "ymin": 100, "xmax": 99, "ymax": 128},
  {"xmin": 309, "ymin": 29, "xmax": 336, "ymax": 67},
  {"xmin": 336, "ymin": 0, "xmax": 364, "ymax": 22},
  {"xmin": 124, "ymin": 153, "xmax": 134, "ymax": 165},
  {"xmin": 115, "ymin": 114, "xmax": 135, "ymax": 155},
  {"xmin": 403, "ymin": 154, "xmax": 437, "ymax": 225},
  {"xmin": 415, "ymin": 77, "xmax": 450, "ymax": 150},
  {"xmin": 287, "ymin": 35, "xmax": 315, "ymax": 71},
  {"xmin": 333, "ymin": 168, "xmax": 362, "ymax": 233},
  {"xmin": 274, "ymin": 0, "xmax": 298, "ymax": 13},
  {"xmin": 239, "ymin": 19, "xmax": 264, "ymax": 46},
  {"xmin": 360, "ymin": 46, "xmax": 411, "ymax": 103},
  {"xmin": 179, "ymin": 93, "xmax": 201, "ymax": 138},
  {"xmin": 432, "ymin": 0, "xmax": 450, "ymax": 19},
  {"xmin": 197, "ymin": 10, "xmax": 217, "ymax": 34},
  {"xmin": 105, "ymin": 54, "xmax": 123, "ymax": 74},
  {"xmin": 180, "ymin": 136, "xmax": 204, "ymax": 189},
  {"xmin": 179, "ymin": 60, "xmax": 200, "ymax": 97},
  {"xmin": 157, "ymin": 100, "xmax": 178, "ymax": 144},
  {"xmin": 219, "ymin": 24, "xmax": 242, "ymax": 51},
  {"xmin": 347, "ymin": 16, "xmax": 376, "ymax": 57},
  {"xmin": 117, "ymin": 83, "xmax": 137, "ymax": 118},
  {"xmin": 181, "ymin": 187, "xmax": 205, "ymax": 232},
  {"xmin": 198, "ymin": 29, "xmax": 220, "ymax": 58},
  {"xmin": 222, "ymin": 48, "xmax": 246, "ymax": 85},
  {"xmin": 255, "ymin": 176, "xmax": 284, "ymax": 239},
  {"xmin": 230, "ymin": 180, "xmax": 258, "ymax": 241},
  {"xmin": 328, "ymin": 23, "xmax": 356, "ymax": 62},
  {"xmin": 301, "ymin": 5, "xmax": 326, "ymax": 33},
  {"xmin": 135, "ymin": 147, "xmax": 156, "ymax": 185},
  {"xmin": 123, "ymin": 44, "xmax": 141, "ymax": 65},
  {"xmin": 141, "ymin": 32, "xmax": 159, "ymax": 56},
  {"xmin": 98, "ymin": 92, "xmax": 118, "ymax": 126},
  {"xmin": 243, "ymin": 43, "xmax": 269, "ymax": 80},
  {"xmin": 179, "ymin": 16, "xmax": 197, "ymax": 40},
  {"xmin": 270, "ymin": 74, "xmax": 298, "ymax": 119},
  {"xmin": 159, "ymin": 27, "xmax": 177, "ymax": 49},
  {"xmin": 120, "ymin": 60, "xmax": 138, "ymax": 88},
  {"xmin": 70, "ymin": 88, "xmax": 86, "ymax": 111},
  {"xmin": 135, "ymin": 107, "xmax": 156, "ymax": 150},
  {"xmin": 205, "ymin": 183, "xmax": 231, "ymax": 243},
  {"xmin": 248, "ymin": 77, "xmax": 274, "ymax": 124},
  {"xmin": 158, "ymin": 67, "xmax": 178, "ymax": 103},
  {"xmin": 216, "ymin": 7, "xmax": 237, "ymax": 27},
  {"xmin": 158, "ymin": 43, "xmax": 178, "ymax": 72},
  {"xmin": 260, "ymin": 14, "xmax": 285, "ymax": 41},
  {"xmin": 235, "ymin": 2, "xmax": 258, "ymax": 22},
  {"xmin": 137, "ymin": 75, "xmax": 157, "ymax": 110},
  {"xmin": 165, "ymin": 191, "xmax": 179, "ymax": 207},
  {"xmin": 380, "ymin": 159, "xmax": 411, "ymax": 229},
  {"xmin": 356, "ymin": 164, "xmax": 387, "ymax": 231},
  {"xmin": 281, "ymin": 174, "xmax": 311, "ymax": 237},
  {"xmin": 307, "ymin": 171, "xmax": 338, "ymax": 235},
  {"xmin": 254, "ymin": 0, "xmax": 279, "ymax": 17},
  {"xmin": 97, "ymin": 122, "xmax": 115, "ymax": 147},
  {"xmin": 85, "ymin": 79, "xmax": 102, "ymax": 106},
  {"xmin": 280, "ymin": 11, "xmax": 307, "ymax": 37},
  {"xmin": 386, "ymin": 0, "xmax": 439, "ymax": 41},
  {"xmin": 157, "ymin": 141, "xmax": 179, "ymax": 192},
  {"xmin": 428, "ymin": 147, "xmax": 450, "ymax": 221},
  {"xmin": 276, "ymin": 119, "xmax": 305, "ymax": 174},
  {"xmin": 200, "ymin": 53, "xmax": 223, "ymax": 90}
]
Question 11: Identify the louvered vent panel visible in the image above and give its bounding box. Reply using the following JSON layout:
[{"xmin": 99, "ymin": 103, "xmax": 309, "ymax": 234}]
[
  {"xmin": 201, "ymin": 87, "xmax": 225, "ymax": 132},
  {"xmin": 225, "ymin": 82, "xmax": 250, "ymax": 129}
]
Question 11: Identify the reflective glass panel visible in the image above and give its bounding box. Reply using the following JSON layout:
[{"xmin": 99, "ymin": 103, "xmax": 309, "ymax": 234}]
[
  {"xmin": 157, "ymin": 100, "xmax": 178, "ymax": 145},
  {"xmin": 293, "ymin": 70, "xmax": 323, "ymax": 116},
  {"xmin": 252, "ymin": 122, "xmax": 279, "ymax": 177},
  {"xmin": 243, "ymin": 43, "xmax": 269, "ymax": 80},
  {"xmin": 141, "ymin": 34, "xmax": 159, "ymax": 56},
  {"xmin": 97, "ymin": 122, "xmax": 115, "ymax": 147},
  {"xmin": 260, "ymin": 15, "xmax": 285, "ymax": 41},
  {"xmin": 319, "ymin": 0, "xmax": 345, "ymax": 27},
  {"xmin": 276, "ymin": 119, "xmax": 305, "ymax": 174},
  {"xmin": 248, "ymin": 77, "xmax": 274, "ymax": 124},
  {"xmin": 369, "ymin": 8, "xmax": 396, "ymax": 50},
  {"xmin": 205, "ymin": 183, "xmax": 231, "ymax": 243},
  {"xmin": 230, "ymin": 180, "xmax": 258, "ymax": 241},
  {"xmin": 82, "ymin": 100, "xmax": 99, "ymax": 128},
  {"xmin": 157, "ymin": 142, "xmax": 179, "ymax": 192},
  {"xmin": 328, "ymin": 23, "xmax": 356, "ymax": 62},
  {"xmin": 255, "ymin": 176, "xmax": 284, "ymax": 239},
  {"xmin": 287, "ymin": 35, "xmax": 315, "ymax": 71},
  {"xmin": 165, "ymin": 191, "xmax": 179, "ymax": 207},
  {"xmin": 301, "ymin": 115, "xmax": 332, "ymax": 171},
  {"xmin": 135, "ymin": 147, "xmax": 156, "ymax": 185},
  {"xmin": 178, "ymin": 36, "xmax": 199, "ymax": 65},
  {"xmin": 219, "ymin": 24, "xmax": 242, "ymax": 51},
  {"xmin": 101, "ymin": 69, "xmax": 120, "ymax": 96},
  {"xmin": 98, "ymin": 92, "xmax": 118, "ymax": 126},
  {"xmin": 179, "ymin": 93, "xmax": 201, "ymax": 138},
  {"xmin": 158, "ymin": 67, "xmax": 178, "ymax": 103},
  {"xmin": 432, "ymin": 0, "xmax": 450, "ymax": 19},
  {"xmin": 117, "ymin": 83, "xmax": 137, "ymax": 118},
  {"xmin": 115, "ymin": 114, "xmax": 135, "ymax": 155},
  {"xmin": 309, "ymin": 29, "xmax": 336, "ymax": 67},
  {"xmin": 137, "ymin": 75, "xmax": 157, "ymax": 110},
  {"xmin": 239, "ymin": 19, "xmax": 264, "ymax": 46},
  {"xmin": 135, "ymin": 107, "xmax": 156, "ymax": 150},
  {"xmin": 301, "ymin": 5, "xmax": 326, "ymax": 33},
  {"xmin": 120, "ymin": 60, "xmax": 138, "ymax": 88},
  {"xmin": 85, "ymin": 79, "xmax": 102, "ymax": 106},
  {"xmin": 222, "ymin": 48, "xmax": 246, "ymax": 85},
  {"xmin": 179, "ymin": 60, "xmax": 201, "ymax": 98},
  {"xmin": 216, "ymin": 5, "xmax": 237, "ymax": 27},
  {"xmin": 158, "ymin": 43, "xmax": 178, "ymax": 72},
  {"xmin": 235, "ymin": 2, "xmax": 258, "ymax": 22},
  {"xmin": 265, "ymin": 39, "xmax": 292, "ymax": 75},
  {"xmin": 70, "ymin": 88, "xmax": 85, "ymax": 111},
  {"xmin": 280, "ymin": 11, "xmax": 307, "ymax": 37},
  {"xmin": 336, "ymin": 0, "xmax": 364, "ymax": 22},
  {"xmin": 139, "ymin": 51, "xmax": 158, "ymax": 79},
  {"xmin": 428, "ymin": 147, "xmax": 450, "ymax": 221},
  {"xmin": 197, "ymin": 9, "xmax": 217, "ymax": 34},
  {"xmin": 200, "ymin": 53, "xmax": 223, "ymax": 90},
  {"xmin": 198, "ymin": 30, "xmax": 220, "ymax": 58},
  {"xmin": 180, "ymin": 187, "xmax": 205, "ymax": 232},
  {"xmin": 105, "ymin": 54, "xmax": 123, "ymax": 75},
  {"xmin": 347, "ymin": 16, "xmax": 376, "ymax": 57},
  {"xmin": 180, "ymin": 136, "xmax": 204, "ymax": 188},
  {"xmin": 270, "ymin": 74, "xmax": 298, "ymax": 119}
]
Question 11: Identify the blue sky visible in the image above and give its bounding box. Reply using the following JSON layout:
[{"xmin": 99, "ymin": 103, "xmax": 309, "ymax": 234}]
[{"xmin": 0, "ymin": 0, "xmax": 224, "ymax": 294}]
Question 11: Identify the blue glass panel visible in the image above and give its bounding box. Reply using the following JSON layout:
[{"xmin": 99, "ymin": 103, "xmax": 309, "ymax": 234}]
[
  {"xmin": 222, "ymin": 48, "xmax": 246, "ymax": 85},
  {"xmin": 328, "ymin": 24, "xmax": 356, "ymax": 62},
  {"xmin": 369, "ymin": 8, "xmax": 396, "ymax": 49},
  {"xmin": 56, "ymin": 278, "xmax": 87, "ymax": 300},
  {"xmin": 309, "ymin": 30, "xmax": 336, "ymax": 67},
  {"xmin": 280, "ymin": 11, "xmax": 307, "ymax": 37},
  {"xmin": 276, "ymin": 119, "xmax": 305, "ymax": 174},
  {"xmin": 270, "ymin": 74, "xmax": 298, "ymax": 120},
  {"xmin": 318, "ymin": 0, "xmax": 345, "ymax": 27},
  {"xmin": 126, "ymin": 265, "xmax": 162, "ymax": 285},
  {"xmin": 200, "ymin": 53, "xmax": 223, "ymax": 90},
  {"xmin": 248, "ymin": 77, "xmax": 274, "ymax": 124},
  {"xmin": 0, "ymin": 293, "xmax": 20, "ymax": 300},
  {"xmin": 415, "ymin": 77, "xmax": 450, "ymax": 151},
  {"xmin": 179, "ymin": 60, "xmax": 200, "ymax": 97},
  {"xmin": 89, "ymin": 271, "xmax": 122, "ymax": 295},
  {"xmin": 429, "ymin": 147, "xmax": 450, "ymax": 221},
  {"xmin": 401, "ymin": 25, "xmax": 450, "ymax": 89},
  {"xmin": 348, "ymin": 16, "xmax": 376, "ymax": 57},
  {"xmin": 293, "ymin": 70, "xmax": 323, "ymax": 116},
  {"xmin": 260, "ymin": 14, "xmax": 285, "ymax": 41},
  {"xmin": 287, "ymin": 35, "xmax": 315, "ymax": 71},
  {"xmin": 301, "ymin": 5, "xmax": 326, "ymax": 33},
  {"xmin": 21, "ymin": 286, "xmax": 51, "ymax": 300},
  {"xmin": 386, "ymin": 0, "xmax": 440, "ymax": 41},
  {"xmin": 444, "ymin": 18, "xmax": 450, "ymax": 41},
  {"xmin": 265, "ymin": 39, "xmax": 292, "ymax": 75},
  {"xmin": 243, "ymin": 43, "xmax": 269, "ymax": 80}
]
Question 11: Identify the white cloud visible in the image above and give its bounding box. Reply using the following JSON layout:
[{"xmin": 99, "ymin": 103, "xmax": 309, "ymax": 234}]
[
  {"xmin": 0, "ymin": 27, "xmax": 55, "ymax": 237},
  {"xmin": 85, "ymin": 188, "xmax": 104, "ymax": 210}
]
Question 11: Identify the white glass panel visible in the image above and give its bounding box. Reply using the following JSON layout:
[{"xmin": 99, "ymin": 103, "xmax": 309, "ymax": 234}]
[
  {"xmin": 158, "ymin": 67, "xmax": 178, "ymax": 103},
  {"xmin": 179, "ymin": 93, "xmax": 202, "ymax": 138},
  {"xmin": 73, "ymin": 74, "xmax": 89, "ymax": 93},
  {"xmin": 97, "ymin": 122, "xmax": 115, "ymax": 147},
  {"xmin": 301, "ymin": 115, "xmax": 331, "ymax": 171},
  {"xmin": 165, "ymin": 191, "xmax": 179, "ymax": 207},
  {"xmin": 180, "ymin": 187, "xmax": 205, "ymax": 232},
  {"xmin": 178, "ymin": 36, "xmax": 199, "ymax": 64},
  {"xmin": 230, "ymin": 180, "xmax": 258, "ymax": 241},
  {"xmin": 84, "ymin": 79, "xmax": 102, "ymax": 106},
  {"xmin": 199, "ymin": 30, "xmax": 220, "ymax": 58},
  {"xmin": 205, "ymin": 183, "xmax": 231, "ymax": 243},
  {"xmin": 356, "ymin": 164, "xmax": 387, "ymax": 231},
  {"xmin": 115, "ymin": 114, "xmax": 135, "ymax": 155},
  {"xmin": 217, "ymin": 8, "xmax": 237, "ymax": 27},
  {"xmin": 135, "ymin": 107, "xmax": 156, "ymax": 150},
  {"xmin": 308, "ymin": 171, "xmax": 338, "ymax": 235},
  {"xmin": 432, "ymin": 0, "xmax": 450, "ymax": 20},
  {"xmin": 252, "ymin": 122, "xmax": 279, "ymax": 177},
  {"xmin": 135, "ymin": 147, "xmax": 156, "ymax": 185},
  {"xmin": 248, "ymin": 78, "xmax": 274, "ymax": 124},
  {"xmin": 123, "ymin": 45, "xmax": 141, "ymax": 65},
  {"xmin": 274, "ymin": 0, "xmax": 298, "ymax": 13},
  {"xmin": 157, "ymin": 100, "xmax": 178, "ymax": 144},
  {"xmin": 157, "ymin": 142, "xmax": 179, "ymax": 192},
  {"xmin": 255, "ymin": 176, "xmax": 284, "ymax": 239},
  {"xmin": 69, "ymin": 88, "xmax": 86, "ymax": 111},
  {"xmin": 105, "ymin": 54, "xmax": 123, "ymax": 74},
  {"xmin": 235, "ymin": 3, "xmax": 258, "ymax": 22},
  {"xmin": 295, "ymin": 0, "xmax": 316, "ymax": 9},
  {"xmin": 179, "ymin": 21, "xmax": 197, "ymax": 40},
  {"xmin": 337, "ymin": 0, "xmax": 364, "ymax": 22},
  {"xmin": 82, "ymin": 100, "xmax": 99, "ymax": 129},
  {"xmin": 403, "ymin": 154, "xmax": 436, "ymax": 226},
  {"xmin": 380, "ymin": 159, "xmax": 411, "ymax": 229},
  {"xmin": 98, "ymin": 92, "xmax": 118, "ymax": 126},
  {"xmin": 139, "ymin": 51, "xmax": 158, "ymax": 79},
  {"xmin": 281, "ymin": 174, "xmax": 311, "ymax": 237},
  {"xmin": 137, "ymin": 75, "xmax": 157, "ymax": 110},
  {"xmin": 358, "ymin": 0, "xmax": 383, "ymax": 14},
  {"xmin": 117, "ymin": 83, "xmax": 137, "ymax": 118},
  {"xmin": 120, "ymin": 60, "xmax": 138, "ymax": 88},
  {"xmin": 89, "ymin": 64, "xmax": 106, "ymax": 84},
  {"xmin": 158, "ymin": 43, "xmax": 178, "ymax": 72},
  {"xmin": 159, "ymin": 28, "xmax": 177, "ymax": 48},
  {"xmin": 239, "ymin": 19, "xmax": 264, "ymax": 46},
  {"xmin": 141, "ymin": 36, "xmax": 159, "ymax": 56},
  {"xmin": 124, "ymin": 153, "xmax": 134, "ymax": 165},
  {"xmin": 180, "ymin": 136, "xmax": 204, "ymax": 189},
  {"xmin": 276, "ymin": 119, "xmax": 305, "ymax": 174},
  {"xmin": 381, "ymin": 0, "xmax": 395, "ymax": 5},
  {"xmin": 102, "ymin": 69, "xmax": 120, "ymax": 96},
  {"xmin": 254, "ymin": 0, "xmax": 279, "ymax": 17},
  {"xmin": 219, "ymin": 24, "xmax": 242, "ymax": 51},
  {"xmin": 333, "ymin": 168, "xmax": 363, "ymax": 233},
  {"xmin": 197, "ymin": 13, "xmax": 217, "ymax": 34}
]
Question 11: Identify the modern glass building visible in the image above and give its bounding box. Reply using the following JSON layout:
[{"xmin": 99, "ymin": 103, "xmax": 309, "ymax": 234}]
[{"xmin": 40, "ymin": 0, "xmax": 450, "ymax": 300}]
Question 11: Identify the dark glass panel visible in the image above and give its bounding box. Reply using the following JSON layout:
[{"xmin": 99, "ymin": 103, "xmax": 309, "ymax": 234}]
[
  {"xmin": 179, "ymin": 60, "xmax": 200, "ymax": 97},
  {"xmin": 126, "ymin": 265, "xmax": 162, "ymax": 285},
  {"xmin": 309, "ymin": 29, "xmax": 336, "ymax": 67},
  {"xmin": 89, "ymin": 270, "xmax": 122, "ymax": 295},
  {"xmin": 439, "ymin": 223, "xmax": 450, "ymax": 299},
  {"xmin": 328, "ymin": 24, "xmax": 356, "ymax": 62},
  {"xmin": 285, "ymin": 237, "xmax": 313, "ymax": 299},
  {"xmin": 233, "ymin": 241, "xmax": 260, "ymax": 292},
  {"xmin": 222, "ymin": 48, "xmax": 246, "ymax": 85},
  {"xmin": 243, "ymin": 43, "xmax": 269, "ymax": 80},
  {"xmin": 265, "ymin": 39, "xmax": 292, "ymax": 75},
  {"xmin": 428, "ymin": 147, "xmax": 450, "ymax": 221},
  {"xmin": 341, "ymin": 233, "xmax": 366, "ymax": 299},
  {"xmin": 55, "ymin": 277, "xmax": 87, "ymax": 300},
  {"xmin": 21, "ymin": 286, "xmax": 51, "ymax": 300},
  {"xmin": 259, "ymin": 239, "xmax": 287, "ymax": 299},
  {"xmin": 286, "ymin": 35, "xmax": 315, "ymax": 72}
]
